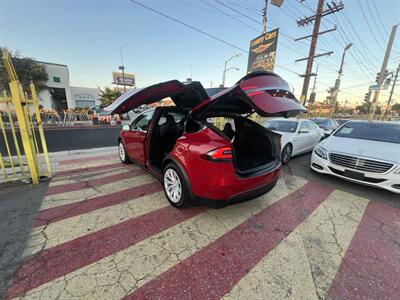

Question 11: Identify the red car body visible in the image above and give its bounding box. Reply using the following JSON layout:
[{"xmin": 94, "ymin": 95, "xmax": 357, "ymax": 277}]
[{"xmin": 105, "ymin": 71, "xmax": 306, "ymax": 208}]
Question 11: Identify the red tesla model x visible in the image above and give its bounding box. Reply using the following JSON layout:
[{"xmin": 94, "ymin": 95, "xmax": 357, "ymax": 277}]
[{"xmin": 104, "ymin": 71, "xmax": 306, "ymax": 208}]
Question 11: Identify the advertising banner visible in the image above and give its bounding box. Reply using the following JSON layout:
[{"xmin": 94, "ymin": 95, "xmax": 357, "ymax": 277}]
[
  {"xmin": 247, "ymin": 28, "xmax": 279, "ymax": 73},
  {"xmin": 112, "ymin": 72, "xmax": 135, "ymax": 87}
]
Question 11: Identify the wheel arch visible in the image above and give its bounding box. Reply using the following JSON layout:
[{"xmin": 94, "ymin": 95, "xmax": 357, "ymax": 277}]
[{"xmin": 161, "ymin": 156, "xmax": 193, "ymax": 199}]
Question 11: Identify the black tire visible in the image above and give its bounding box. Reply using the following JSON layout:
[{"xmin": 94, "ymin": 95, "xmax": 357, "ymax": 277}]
[
  {"xmin": 281, "ymin": 144, "xmax": 292, "ymax": 165},
  {"xmin": 162, "ymin": 163, "xmax": 191, "ymax": 208},
  {"xmin": 118, "ymin": 141, "xmax": 130, "ymax": 164}
]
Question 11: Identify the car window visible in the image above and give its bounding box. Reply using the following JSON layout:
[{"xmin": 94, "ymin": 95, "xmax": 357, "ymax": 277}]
[
  {"xmin": 299, "ymin": 122, "xmax": 308, "ymax": 132},
  {"xmin": 334, "ymin": 122, "xmax": 400, "ymax": 144},
  {"xmin": 158, "ymin": 112, "xmax": 186, "ymax": 126},
  {"xmin": 306, "ymin": 121, "xmax": 317, "ymax": 130},
  {"xmin": 264, "ymin": 120, "xmax": 298, "ymax": 133},
  {"xmin": 131, "ymin": 111, "xmax": 154, "ymax": 131}
]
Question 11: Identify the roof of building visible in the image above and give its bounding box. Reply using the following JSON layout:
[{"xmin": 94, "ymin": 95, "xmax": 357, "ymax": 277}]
[{"xmin": 34, "ymin": 60, "xmax": 68, "ymax": 68}]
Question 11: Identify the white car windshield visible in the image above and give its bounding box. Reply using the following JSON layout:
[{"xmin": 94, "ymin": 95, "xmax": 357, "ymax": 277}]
[
  {"xmin": 334, "ymin": 122, "xmax": 400, "ymax": 144},
  {"xmin": 264, "ymin": 120, "xmax": 298, "ymax": 133}
]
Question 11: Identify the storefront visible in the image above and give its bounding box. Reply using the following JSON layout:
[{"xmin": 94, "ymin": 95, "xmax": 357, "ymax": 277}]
[{"xmin": 70, "ymin": 86, "xmax": 101, "ymax": 108}]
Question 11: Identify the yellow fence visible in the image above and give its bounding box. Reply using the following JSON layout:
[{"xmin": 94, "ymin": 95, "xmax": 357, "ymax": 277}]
[{"xmin": 0, "ymin": 49, "xmax": 51, "ymax": 185}]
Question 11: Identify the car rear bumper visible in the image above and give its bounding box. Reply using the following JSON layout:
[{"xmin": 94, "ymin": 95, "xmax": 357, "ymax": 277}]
[
  {"xmin": 193, "ymin": 177, "xmax": 279, "ymax": 208},
  {"xmin": 310, "ymin": 152, "xmax": 400, "ymax": 194}
]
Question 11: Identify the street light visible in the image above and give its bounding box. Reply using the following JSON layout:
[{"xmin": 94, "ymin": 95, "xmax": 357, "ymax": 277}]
[
  {"xmin": 331, "ymin": 42, "xmax": 352, "ymax": 105},
  {"xmin": 221, "ymin": 53, "xmax": 241, "ymax": 87},
  {"xmin": 119, "ymin": 43, "xmax": 131, "ymax": 92}
]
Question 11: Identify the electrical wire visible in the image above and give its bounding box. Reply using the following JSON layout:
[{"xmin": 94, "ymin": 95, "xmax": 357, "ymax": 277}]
[
  {"xmin": 357, "ymin": 0, "xmax": 385, "ymax": 52},
  {"xmin": 127, "ymin": 0, "xmax": 300, "ymax": 75}
]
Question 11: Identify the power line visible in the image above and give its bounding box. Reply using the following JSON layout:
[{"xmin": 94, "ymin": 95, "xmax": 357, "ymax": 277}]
[
  {"xmin": 128, "ymin": 0, "xmax": 248, "ymax": 53},
  {"xmin": 127, "ymin": 0, "xmax": 300, "ymax": 75},
  {"xmin": 365, "ymin": 0, "xmax": 388, "ymax": 43},
  {"xmin": 199, "ymin": 0, "xmax": 260, "ymax": 32},
  {"xmin": 357, "ymin": 0, "xmax": 385, "ymax": 52}
]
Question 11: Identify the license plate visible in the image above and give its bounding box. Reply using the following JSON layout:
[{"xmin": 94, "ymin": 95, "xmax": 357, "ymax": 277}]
[{"xmin": 344, "ymin": 169, "xmax": 365, "ymax": 180}]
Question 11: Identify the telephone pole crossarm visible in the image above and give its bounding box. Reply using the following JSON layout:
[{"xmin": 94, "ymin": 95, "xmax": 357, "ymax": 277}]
[
  {"xmin": 295, "ymin": 51, "xmax": 333, "ymax": 63},
  {"xmin": 297, "ymin": 1, "xmax": 344, "ymax": 26},
  {"xmin": 295, "ymin": 26, "xmax": 337, "ymax": 41}
]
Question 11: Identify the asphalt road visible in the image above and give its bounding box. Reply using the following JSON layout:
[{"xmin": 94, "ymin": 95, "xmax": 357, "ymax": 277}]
[
  {"xmin": 285, "ymin": 152, "xmax": 400, "ymax": 208},
  {"xmin": 1, "ymin": 126, "xmax": 122, "ymax": 156}
]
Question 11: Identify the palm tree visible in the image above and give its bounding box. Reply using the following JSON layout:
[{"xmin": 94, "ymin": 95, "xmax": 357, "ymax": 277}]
[{"xmin": 98, "ymin": 87, "xmax": 122, "ymax": 106}]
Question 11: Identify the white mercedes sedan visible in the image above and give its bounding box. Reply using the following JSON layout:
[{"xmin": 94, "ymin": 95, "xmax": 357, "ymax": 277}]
[
  {"xmin": 263, "ymin": 118, "xmax": 325, "ymax": 164},
  {"xmin": 311, "ymin": 120, "xmax": 400, "ymax": 194}
]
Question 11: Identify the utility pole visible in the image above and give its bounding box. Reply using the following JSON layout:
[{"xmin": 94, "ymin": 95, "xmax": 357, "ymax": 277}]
[
  {"xmin": 381, "ymin": 62, "xmax": 400, "ymax": 120},
  {"xmin": 331, "ymin": 43, "xmax": 352, "ymax": 105},
  {"xmin": 369, "ymin": 24, "xmax": 398, "ymax": 120},
  {"xmin": 309, "ymin": 64, "xmax": 319, "ymax": 105},
  {"xmin": 296, "ymin": 0, "xmax": 344, "ymax": 105},
  {"xmin": 262, "ymin": 0, "xmax": 268, "ymax": 33}
]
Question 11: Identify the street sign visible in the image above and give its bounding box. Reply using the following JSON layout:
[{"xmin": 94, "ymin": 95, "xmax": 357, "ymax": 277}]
[
  {"xmin": 112, "ymin": 72, "xmax": 135, "ymax": 87},
  {"xmin": 369, "ymin": 84, "xmax": 380, "ymax": 91},
  {"xmin": 247, "ymin": 28, "xmax": 279, "ymax": 73}
]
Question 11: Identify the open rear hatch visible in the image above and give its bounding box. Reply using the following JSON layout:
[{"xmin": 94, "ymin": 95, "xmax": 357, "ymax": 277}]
[
  {"xmin": 190, "ymin": 71, "xmax": 307, "ymax": 118},
  {"xmin": 104, "ymin": 80, "xmax": 209, "ymax": 114},
  {"xmin": 194, "ymin": 71, "xmax": 307, "ymax": 175}
]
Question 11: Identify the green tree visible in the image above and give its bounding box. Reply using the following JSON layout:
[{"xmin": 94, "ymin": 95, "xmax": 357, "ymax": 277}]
[
  {"xmin": 99, "ymin": 87, "xmax": 122, "ymax": 106},
  {"xmin": 0, "ymin": 47, "xmax": 48, "ymax": 94},
  {"xmin": 392, "ymin": 103, "xmax": 400, "ymax": 113}
]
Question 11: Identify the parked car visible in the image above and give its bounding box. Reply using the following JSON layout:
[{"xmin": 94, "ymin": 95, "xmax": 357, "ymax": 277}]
[
  {"xmin": 310, "ymin": 118, "xmax": 339, "ymax": 136},
  {"xmin": 263, "ymin": 118, "xmax": 324, "ymax": 164},
  {"xmin": 105, "ymin": 71, "xmax": 307, "ymax": 208},
  {"xmin": 311, "ymin": 120, "xmax": 400, "ymax": 194},
  {"xmin": 335, "ymin": 118, "xmax": 350, "ymax": 126}
]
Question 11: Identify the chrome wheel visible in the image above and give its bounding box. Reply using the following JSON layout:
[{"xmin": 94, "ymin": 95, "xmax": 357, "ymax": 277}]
[
  {"xmin": 164, "ymin": 168, "xmax": 182, "ymax": 204},
  {"xmin": 119, "ymin": 142, "xmax": 126, "ymax": 161},
  {"xmin": 282, "ymin": 144, "xmax": 292, "ymax": 165}
]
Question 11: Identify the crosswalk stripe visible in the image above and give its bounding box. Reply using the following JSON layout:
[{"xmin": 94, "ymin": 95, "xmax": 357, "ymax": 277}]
[
  {"xmin": 23, "ymin": 191, "xmax": 168, "ymax": 258},
  {"xmin": 329, "ymin": 200, "xmax": 400, "ymax": 299},
  {"xmin": 223, "ymin": 189, "xmax": 369, "ymax": 300},
  {"xmin": 53, "ymin": 162, "xmax": 123, "ymax": 178},
  {"xmin": 49, "ymin": 166, "xmax": 131, "ymax": 187},
  {"xmin": 58, "ymin": 154, "xmax": 118, "ymax": 165},
  {"xmin": 8, "ymin": 202, "xmax": 206, "ymax": 298},
  {"xmin": 39, "ymin": 174, "xmax": 156, "ymax": 212},
  {"xmin": 55, "ymin": 158, "xmax": 121, "ymax": 173},
  {"xmin": 45, "ymin": 168, "xmax": 146, "ymax": 196},
  {"xmin": 12, "ymin": 176, "xmax": 308, "ymax": 299},
  {"xmin": 35, "ymin": 180, "xmax": 162, "ymax": 227},
  {"xmin": 126, "ymin": 181, "xmax": 334, "ymax": 299}
]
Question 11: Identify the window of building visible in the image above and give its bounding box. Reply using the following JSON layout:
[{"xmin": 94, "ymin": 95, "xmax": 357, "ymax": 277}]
[{"xmin": 53, "ymin": 76, "xmax": 61, "ymax": 83}]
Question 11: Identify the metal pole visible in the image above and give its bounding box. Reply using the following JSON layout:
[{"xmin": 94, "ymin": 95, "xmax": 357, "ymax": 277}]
[
  {"xmin": 381, "ymin": 62, "xmax": 400, "ymax": 120},
  {"xmin": 369, "ymin": 24, "xmax": 398, "ymax": 120},
  {"xmin": 262, "ymin": 0, "xmax": 268, "ymax": 33},
  {"xmin": 331, "ymin": 43, "xmax": 352, "ymax": 105},
  {"xmin": 120, "ymin": 43, "xmax": 130, "ymax": 92},
  {"xmin": 300, "ymin": 0, "xmax": 324, "ymax": 105},
  {"xmin": 222, "ymin": 60, "xmax": 228, "ymax": 87}
]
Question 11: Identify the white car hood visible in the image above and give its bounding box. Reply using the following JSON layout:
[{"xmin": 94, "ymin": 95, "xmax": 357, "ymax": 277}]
[{"xmin": 321, "ymin": 136, "xmax": 400, "ymax": 164}]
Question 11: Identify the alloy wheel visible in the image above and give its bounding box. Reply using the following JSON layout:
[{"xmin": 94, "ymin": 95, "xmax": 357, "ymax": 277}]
[
  {"xmin": 282, "ymin": 145, "xmax": 292, "ymax": 164},
  {"xmin": 164, "ymin": 168, "xmax": 182, "ymax": 204},
  {"xmin": 119, "ymin": 142, "xmax": 126, "ymax": 161}
]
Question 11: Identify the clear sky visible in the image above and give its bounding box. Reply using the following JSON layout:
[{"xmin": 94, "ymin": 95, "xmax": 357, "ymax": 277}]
[{"xmin": 1, "ymin": 0, "xmax": 399, "ymax": 106}]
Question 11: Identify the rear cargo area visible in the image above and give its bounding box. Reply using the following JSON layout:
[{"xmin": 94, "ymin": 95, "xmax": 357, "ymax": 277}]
[
  {"xmin": 205, "ymin": 116, "xmax": 280, "ymax": 174},
  {"xmin": 233, "ymin": 117, "xmax": 280, "ymax": 173}
]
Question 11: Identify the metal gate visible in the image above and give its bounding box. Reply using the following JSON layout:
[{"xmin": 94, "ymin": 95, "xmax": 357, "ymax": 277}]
[{"xmin": 0, "ymin": 49, "xmax": 51, "ymax": 185}]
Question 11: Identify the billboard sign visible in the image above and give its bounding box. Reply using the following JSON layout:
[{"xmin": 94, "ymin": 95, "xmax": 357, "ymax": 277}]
[
  {"xmin": 112, "ymin": 72, "xmax": 135, "ymax": 87},
  {"xmin": 247, "ymin": 28, "xmax": 279, "ymax": 73}
]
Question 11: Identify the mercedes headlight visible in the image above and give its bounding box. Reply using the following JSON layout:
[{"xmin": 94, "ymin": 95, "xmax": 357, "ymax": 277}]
[{"xmin": 314, "ymin": 145, "xmax": 327, "ymax": 160}]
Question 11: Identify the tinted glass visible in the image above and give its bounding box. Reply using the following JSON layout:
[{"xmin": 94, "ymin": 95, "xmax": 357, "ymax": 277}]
[
  {"xmin": 310, "ymin": 119, "xmax": 330, "ymax": 126},
  {"xmin": 131, "ymin": 111, "xmax": 154, "ymax": 131},
  {"xmin": 264, "ymin": 120, "xmax": 298, "ymax": 133},
  {"xmin": 334, "ymin": 122, "xmax": 400, "ymax": 144}
]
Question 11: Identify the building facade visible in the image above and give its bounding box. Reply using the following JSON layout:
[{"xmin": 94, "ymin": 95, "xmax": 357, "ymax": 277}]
[{"xmin": 36, "ymin": 61, "xmax": 101, "ymax": 111}]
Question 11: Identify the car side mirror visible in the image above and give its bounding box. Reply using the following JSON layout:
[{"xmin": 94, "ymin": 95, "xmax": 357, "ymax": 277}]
[
  {"xmin": 122, "ymin": 125, "xmax": 130, "ymax": 131},
  {"xmin": 299, "ymin": 128, "xmax": 309, "ymax": 134}
]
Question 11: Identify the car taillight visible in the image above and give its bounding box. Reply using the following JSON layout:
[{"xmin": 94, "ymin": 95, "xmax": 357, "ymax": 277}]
[{"xmin": 202, "ymin": 146, "xmax": 233, "ymax": 162}]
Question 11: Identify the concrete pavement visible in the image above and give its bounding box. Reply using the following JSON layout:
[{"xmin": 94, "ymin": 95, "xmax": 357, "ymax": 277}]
[{"xmin": 1, "ymin": 147, "xmax": 399, "ymax": 299}]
